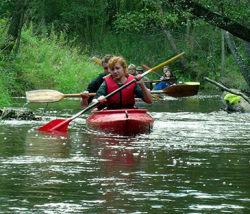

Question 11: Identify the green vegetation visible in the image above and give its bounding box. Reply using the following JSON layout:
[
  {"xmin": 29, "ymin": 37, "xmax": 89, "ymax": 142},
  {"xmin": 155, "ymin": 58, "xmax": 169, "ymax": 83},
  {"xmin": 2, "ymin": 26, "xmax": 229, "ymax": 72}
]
[
  {"xmin": 0, "ymin": 18, "xmax": 247, "ymax": 108},
  {"xmin": 0, "ymin": 21, "xmax": 102, "ymax": 107},
  {"xmin": 0, "ymin": 0, "xmax": 249, "ymax": 107}
]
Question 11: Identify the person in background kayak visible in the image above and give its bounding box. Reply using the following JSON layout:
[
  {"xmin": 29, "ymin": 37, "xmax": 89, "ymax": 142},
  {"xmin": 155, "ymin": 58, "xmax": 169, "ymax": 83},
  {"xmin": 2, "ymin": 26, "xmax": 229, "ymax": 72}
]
[
  {"xmin": 136, "ymin": 66, "xmax": 151, "ymax": 89},
  {"xmin": 153, "ymin": 65, "xmax": 176, "ymax": 90},
  {"xmin": 80, "ymin": 54, "xmax": 113, "ymax": 107},
  {"xmin": 128, "ymin": 64, "xmax": 137, "ymax": 76},
  {"xmin": 83, "ymin": 56, "xmax": 153, "ymax": 109}
]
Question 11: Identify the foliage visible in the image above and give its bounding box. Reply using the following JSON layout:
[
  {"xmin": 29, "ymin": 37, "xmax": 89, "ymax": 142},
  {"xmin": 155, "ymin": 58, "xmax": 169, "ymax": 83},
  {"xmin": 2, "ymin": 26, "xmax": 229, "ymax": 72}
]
[
  {"xmin": 0, "ymin": 67, "xmax": 14, "ymax": 107},
  {"xmin": 0, "ymin": 19, "xmax": 103, "ymax": 107},
  {"xmin": 0, "ymin": 0, "xmax": 250, "ymax": 107},
  {"xmin": 194, "ymin": 0, "xmax": 250, "ymax": 26}
]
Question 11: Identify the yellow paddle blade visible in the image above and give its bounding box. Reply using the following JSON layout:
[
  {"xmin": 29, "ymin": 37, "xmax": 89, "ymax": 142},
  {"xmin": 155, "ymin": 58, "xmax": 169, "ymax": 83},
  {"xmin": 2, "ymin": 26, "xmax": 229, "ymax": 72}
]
[
  {"xmin": 91, "ymin": 56, "xmax": 102, "ymax": 66},
  {"xmin": 184, "ymin": 82, "xmax": 200, "ymax": 85}
]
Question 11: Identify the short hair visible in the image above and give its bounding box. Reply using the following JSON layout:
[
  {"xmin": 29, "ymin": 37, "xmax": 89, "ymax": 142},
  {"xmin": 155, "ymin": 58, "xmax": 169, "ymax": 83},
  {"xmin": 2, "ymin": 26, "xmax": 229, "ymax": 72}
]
[
  {"xmin": 102, "ymin": 54, "xmax": 114, "ymax": 65},
  {"xmin": 128, "ymin": 64, "xmax": 136, "ymax": 70},
  {"xmin": 164, "ymin": 66, "xmax": 173, "ymax": 72},
  {"xmin": 108, "ymin": 56, "xmax": 127, "ymax": 71}
]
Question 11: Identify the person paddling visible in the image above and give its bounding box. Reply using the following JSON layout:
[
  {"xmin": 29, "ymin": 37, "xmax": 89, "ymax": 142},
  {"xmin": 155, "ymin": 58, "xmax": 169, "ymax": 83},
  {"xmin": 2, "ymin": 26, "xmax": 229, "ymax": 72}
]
[
  {"xmin": 83, "ymin": 56, "xmax": 153, "ymax": 110},
  {"xmin": 80, "ymin": 54, "xmax": 113, "ymax": 107},
  {"xmin": 153, "ymin": 65, "xmax": 177, "ymax": 90},
  {"xmin": 128, "ymin": 64, "xmax": 137, "ymax": 76},
  {"xmin": 136, "ymin": 66, "xmax": 151, "ymax": 89}
]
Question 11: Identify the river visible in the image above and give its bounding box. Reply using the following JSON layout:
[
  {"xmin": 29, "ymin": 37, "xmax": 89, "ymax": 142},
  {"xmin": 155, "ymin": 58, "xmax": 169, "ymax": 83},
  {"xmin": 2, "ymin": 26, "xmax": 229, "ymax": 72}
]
[{"xmin": 0, "ymin": 92, "xmax": 250, "ymax": 213}]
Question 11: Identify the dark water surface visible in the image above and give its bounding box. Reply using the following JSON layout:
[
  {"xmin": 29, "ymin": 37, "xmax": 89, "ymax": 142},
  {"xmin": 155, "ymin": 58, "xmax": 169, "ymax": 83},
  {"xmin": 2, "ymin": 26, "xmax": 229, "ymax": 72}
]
[{"xmin": 0, "ymin": 92, "xmax": 250, "ymax": 213}]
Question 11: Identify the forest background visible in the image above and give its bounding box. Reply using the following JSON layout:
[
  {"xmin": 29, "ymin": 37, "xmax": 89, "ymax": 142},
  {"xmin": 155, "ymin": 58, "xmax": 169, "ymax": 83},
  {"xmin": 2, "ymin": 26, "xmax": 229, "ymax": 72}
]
[{"xmin": 0, "ymin": 0, "xmax": 250, "ymax": 107}]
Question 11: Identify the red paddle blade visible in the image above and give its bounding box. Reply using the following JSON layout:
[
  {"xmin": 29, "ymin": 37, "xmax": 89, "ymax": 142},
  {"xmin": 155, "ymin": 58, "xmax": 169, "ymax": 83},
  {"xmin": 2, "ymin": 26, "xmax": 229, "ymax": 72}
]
[
  {"xmin": 38, "ymin": 119, "xmax": 70, "ymax": 132},
  {"xmin": 142, "ymin": 64, "xmax": 151, "ymax": 70}
]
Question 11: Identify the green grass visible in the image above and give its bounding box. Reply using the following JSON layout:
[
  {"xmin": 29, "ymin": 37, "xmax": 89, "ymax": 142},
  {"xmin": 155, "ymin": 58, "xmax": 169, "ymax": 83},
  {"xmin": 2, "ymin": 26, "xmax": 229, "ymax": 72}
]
[{"xmin": 0, "ymin": 21, "xmax": 103, "ymax": 107}]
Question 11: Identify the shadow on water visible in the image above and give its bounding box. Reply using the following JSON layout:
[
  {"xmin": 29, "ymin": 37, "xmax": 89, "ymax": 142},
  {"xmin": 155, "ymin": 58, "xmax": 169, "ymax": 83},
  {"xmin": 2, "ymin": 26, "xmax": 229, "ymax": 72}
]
[{"xmin": 0, "ymin": 92, "xmax": 250, "ymax": 213}]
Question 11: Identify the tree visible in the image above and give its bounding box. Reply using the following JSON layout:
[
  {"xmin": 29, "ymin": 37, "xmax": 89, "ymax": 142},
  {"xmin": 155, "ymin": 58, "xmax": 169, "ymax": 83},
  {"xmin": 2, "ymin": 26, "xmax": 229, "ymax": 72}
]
[
  {"xmin": 1, "ymin": 0, "xmax": 27, "ymax": 53},
  {"xmin": 224, "ymin": 32, "xmax": 250, "ymax": 87},
  {"xmin": 168, "ymin": 0, "xmax": 250, "ymax": 42},
  {"xmin": 168, "ymin": 0, "xmax": 250, "ymax": 86},
  {"xmin": 156, "ymin": 0, "xmax": 187, "ymax": 68}
]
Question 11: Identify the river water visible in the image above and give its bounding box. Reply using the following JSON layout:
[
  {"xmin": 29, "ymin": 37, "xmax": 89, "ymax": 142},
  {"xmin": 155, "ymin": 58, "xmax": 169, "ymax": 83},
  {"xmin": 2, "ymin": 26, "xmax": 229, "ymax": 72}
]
[{"xmin": 0, "ymin": 92, "xmax": 250, "ymax": 213}]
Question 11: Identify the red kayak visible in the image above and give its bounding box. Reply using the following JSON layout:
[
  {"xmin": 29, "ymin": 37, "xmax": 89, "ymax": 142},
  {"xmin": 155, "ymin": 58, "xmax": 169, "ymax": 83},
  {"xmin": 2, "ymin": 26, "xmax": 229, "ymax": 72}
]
[{"xmin": 86, "ymin": 109, "xmax": 154, "ymax": 136}]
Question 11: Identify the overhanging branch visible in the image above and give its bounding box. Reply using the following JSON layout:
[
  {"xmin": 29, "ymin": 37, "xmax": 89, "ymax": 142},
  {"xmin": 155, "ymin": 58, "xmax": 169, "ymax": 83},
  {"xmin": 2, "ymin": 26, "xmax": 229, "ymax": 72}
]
[{"xmin": 169, "ymin": 0, "xmax": 250, "ymax": 42}]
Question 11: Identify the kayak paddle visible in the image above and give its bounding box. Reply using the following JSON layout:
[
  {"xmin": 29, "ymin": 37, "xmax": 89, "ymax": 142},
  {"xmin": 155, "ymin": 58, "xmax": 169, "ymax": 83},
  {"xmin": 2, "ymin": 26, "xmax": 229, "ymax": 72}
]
[
  {"xmin": 26, "ymin": 89, "xmax": 95, "ymax": 103},
  {"xmin": 142, "ymin": 64, "xmax": 162, "ymax": 78},
  {"xmin": 38, "ymin": 52, "xmax": 184, "ymax": 132},
  {"xmin": 27, "ymin": 87, "xmax": 182, "ymax": 103},
  {"xmin": 91, "ymin": 56, "xmax": 102, "ymax": 66}
]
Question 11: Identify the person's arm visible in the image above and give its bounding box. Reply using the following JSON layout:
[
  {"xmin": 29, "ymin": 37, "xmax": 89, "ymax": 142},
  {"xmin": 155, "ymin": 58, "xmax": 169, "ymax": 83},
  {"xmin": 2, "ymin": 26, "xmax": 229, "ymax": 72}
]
[
  {"xmin": 80, "ymin": 91, "xmax": 89, "ymax": 108},
  {"xmin": 91, "ymin": 81, "xmax": 108, "ymax": 105},
  {"xmin": 80, "ymin": 73, "xmax": 106, "ymax": 107},
  {"xmin": 80, "ymin": 77, "xmax": 98, "ymax": 107},
  {"xmin": 135, "ymin": 75, "xmax": 153, "ymax": 104}
]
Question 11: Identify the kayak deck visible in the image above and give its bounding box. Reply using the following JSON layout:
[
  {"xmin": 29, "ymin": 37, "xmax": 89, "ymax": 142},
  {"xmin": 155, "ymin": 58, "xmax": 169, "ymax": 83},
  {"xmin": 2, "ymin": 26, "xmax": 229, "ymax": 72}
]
[
  {"xmin": 86, "ymin": 109, "xmax": 154, "ymax": 136},
  {"xmin": 151, "ymin": 82, "xmax": 200, "ymax": 97}
]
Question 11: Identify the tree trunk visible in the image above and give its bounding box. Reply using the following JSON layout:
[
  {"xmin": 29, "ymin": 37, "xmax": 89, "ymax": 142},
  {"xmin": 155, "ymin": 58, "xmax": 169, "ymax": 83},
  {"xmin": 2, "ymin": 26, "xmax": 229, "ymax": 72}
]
[
  {"xmin": 224, "ymin": 32, "xmax": 250, "ymax": 87},
  {"xmin": 85, "ymin": 0, "xmax": 91, "ymax": 42},
  {"xmin": 1, "ymin": 0, "xmax": 27, "ymax": 53},
  {"xmin": 242, "ymin": 41, "xmax": 250, "ymax": 66},
  {"xmin": 185, "ymin": 15, "xmax": 191, "ymax": 48},
  {"xmin": 204, "ymin": 77, "xmax": 250, "ymax": 104},
  {"xmin": 14, "ymin": 6, "xmax": 25, "ymax": 54},
  {"xmin": 101, "ymin": 1, "xmax": 106, "ymax": 35},
  {"xmin": 221, "ymin": 30, "xmax": 225, "ymax": 77},
  {"xmin": 156, "ymin": 0, "xmax": 187, "ymax": 68}
]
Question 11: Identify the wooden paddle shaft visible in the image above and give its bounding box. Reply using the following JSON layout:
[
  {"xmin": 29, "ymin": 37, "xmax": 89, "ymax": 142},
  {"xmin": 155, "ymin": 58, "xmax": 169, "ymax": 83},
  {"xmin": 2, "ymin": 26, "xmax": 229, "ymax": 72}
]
[
  {"xmin": 63, "ymin": 93, "xmax": 95, "ymax": 98},
  {"xmin": 141, "ymin": 52, "xmax": 184, "ymax": 77},
  {"xmin": 142, "ymin": 64, "xmax": 162, "ymax": 78}
]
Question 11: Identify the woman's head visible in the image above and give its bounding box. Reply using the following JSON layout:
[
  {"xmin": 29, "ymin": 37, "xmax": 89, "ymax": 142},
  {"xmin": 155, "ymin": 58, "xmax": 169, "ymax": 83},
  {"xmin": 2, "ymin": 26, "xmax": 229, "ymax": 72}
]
[
  {"xmin": 128, "ymin": 64, "xmax": 136, "ymax": 75},
  {"xmin": 108, "ymin": 56, "xmax": 127, "ymax": 72},
  {"xmin": 108, "ymin": 56, "xmax": 128, "ymax": 81},
  {"xmin": 163, "ymin": 66, "xmax": 173, "ymax": 78}
]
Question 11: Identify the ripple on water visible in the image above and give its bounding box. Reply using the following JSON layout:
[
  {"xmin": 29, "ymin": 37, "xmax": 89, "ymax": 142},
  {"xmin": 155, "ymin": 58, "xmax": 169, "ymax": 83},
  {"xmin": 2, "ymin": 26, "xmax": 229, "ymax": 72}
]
[{"xmin": 1, "ymin": 94, "xmax": 250, "ymax": 213}]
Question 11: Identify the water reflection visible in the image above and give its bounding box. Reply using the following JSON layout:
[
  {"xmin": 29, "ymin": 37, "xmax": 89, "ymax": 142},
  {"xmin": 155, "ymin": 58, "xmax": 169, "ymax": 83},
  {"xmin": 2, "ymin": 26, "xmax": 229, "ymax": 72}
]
[
  {"xmin": 25, "ymin": 130, "xmax": 70, "ymax": 158},
  {"xmin": 86, "ymin": 135, "xmax": 141, "ymax": 212}
]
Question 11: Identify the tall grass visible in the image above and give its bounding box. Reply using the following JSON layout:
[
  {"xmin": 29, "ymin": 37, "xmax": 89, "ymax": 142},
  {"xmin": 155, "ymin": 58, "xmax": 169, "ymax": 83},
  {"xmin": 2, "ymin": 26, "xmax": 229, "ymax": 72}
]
[
  {"xmin": 0, "ymin": 69, "xmax": 14, "ymax": 107},
  {"xmin": 0, "ymin": 20, "xmax": 103, "ymax": 107}
]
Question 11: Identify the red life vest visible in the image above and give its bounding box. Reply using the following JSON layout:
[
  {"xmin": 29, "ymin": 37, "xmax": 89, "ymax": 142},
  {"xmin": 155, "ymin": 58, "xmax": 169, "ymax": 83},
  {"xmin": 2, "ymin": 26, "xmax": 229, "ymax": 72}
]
[{"xmin": 104, "ymin": 74, "xmax": 135, "ymax": 107}]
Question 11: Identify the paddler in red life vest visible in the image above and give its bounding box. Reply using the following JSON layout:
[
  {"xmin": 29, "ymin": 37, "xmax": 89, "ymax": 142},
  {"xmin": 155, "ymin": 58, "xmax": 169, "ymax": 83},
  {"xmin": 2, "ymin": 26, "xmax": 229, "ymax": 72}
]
[{"xmin": 82, "ymin": 56, "xmax": 153, "ymax": 110}]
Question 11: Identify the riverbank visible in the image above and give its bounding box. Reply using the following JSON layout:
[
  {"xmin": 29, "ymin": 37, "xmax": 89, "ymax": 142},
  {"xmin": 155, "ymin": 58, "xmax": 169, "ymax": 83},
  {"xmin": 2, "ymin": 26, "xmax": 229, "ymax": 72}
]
[{"xmin": 0, "ymin": 20, "xmax": 102, "ymax": 108}]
